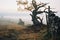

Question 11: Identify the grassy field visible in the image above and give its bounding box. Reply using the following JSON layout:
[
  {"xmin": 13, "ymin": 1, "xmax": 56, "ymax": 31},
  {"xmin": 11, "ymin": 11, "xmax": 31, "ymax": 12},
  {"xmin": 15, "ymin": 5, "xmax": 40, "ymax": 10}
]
[{"xmin": 0, "ymin": 23, "xmax": 49, "ymax": 40}]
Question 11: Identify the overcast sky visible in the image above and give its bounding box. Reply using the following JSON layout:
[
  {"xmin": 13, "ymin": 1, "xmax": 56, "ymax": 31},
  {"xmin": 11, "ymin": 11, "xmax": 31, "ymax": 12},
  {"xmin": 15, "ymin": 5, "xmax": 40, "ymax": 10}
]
[
  {"xmin": 0, "ymin": 0, "xmax": 60, "ymax": 15},
  {"xmin": 0, "ymin": 0, "xmax": 60, "ymax": 24}
]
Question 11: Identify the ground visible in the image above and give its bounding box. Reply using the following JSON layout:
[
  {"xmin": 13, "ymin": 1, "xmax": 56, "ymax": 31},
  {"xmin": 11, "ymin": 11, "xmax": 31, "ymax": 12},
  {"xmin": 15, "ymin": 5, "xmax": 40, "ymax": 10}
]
[{"xmin": 0, "ymin": 23, "xmax": 50, "ymax": 40}]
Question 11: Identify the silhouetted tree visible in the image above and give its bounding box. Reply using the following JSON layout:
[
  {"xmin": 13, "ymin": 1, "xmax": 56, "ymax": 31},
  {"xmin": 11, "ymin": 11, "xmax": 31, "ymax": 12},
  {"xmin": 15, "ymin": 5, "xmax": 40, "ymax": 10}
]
[{"xmin": 18, "ymin": 19, "xmax": 24, "ymax": 25}]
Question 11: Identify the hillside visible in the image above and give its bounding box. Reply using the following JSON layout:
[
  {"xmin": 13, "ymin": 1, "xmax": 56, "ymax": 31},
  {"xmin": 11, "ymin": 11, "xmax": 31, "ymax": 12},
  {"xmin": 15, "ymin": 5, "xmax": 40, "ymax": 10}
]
[{"xmin": 0, "ymin": 22, "xmax": 49, "ymax": 40}]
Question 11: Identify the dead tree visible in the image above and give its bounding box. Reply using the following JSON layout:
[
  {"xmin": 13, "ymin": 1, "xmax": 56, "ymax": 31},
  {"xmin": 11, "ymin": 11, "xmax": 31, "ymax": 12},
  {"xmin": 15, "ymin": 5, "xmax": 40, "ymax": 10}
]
[
  {"xmin": 44, "ymin": 6, "xmax": 58, "ymax": 40},
  {"xmin": 31, "ymin": 0, "xmax": 48, "ymax": 26}
]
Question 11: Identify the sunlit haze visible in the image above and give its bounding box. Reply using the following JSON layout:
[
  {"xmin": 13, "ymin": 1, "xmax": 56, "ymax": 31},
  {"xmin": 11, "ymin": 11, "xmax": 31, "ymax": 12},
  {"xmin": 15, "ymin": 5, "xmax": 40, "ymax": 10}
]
[{"xmin": 0, "ymin": 0, "xmax": 60, "ymax": 25}]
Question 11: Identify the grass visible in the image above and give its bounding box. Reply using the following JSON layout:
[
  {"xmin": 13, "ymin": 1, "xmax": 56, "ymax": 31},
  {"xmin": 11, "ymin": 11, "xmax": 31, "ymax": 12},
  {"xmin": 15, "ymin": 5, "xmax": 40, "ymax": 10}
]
[{"xmin": 0, "ymin": 23, "xmax": 50, "ymax": 40}]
